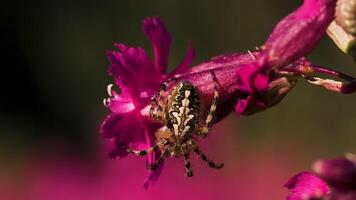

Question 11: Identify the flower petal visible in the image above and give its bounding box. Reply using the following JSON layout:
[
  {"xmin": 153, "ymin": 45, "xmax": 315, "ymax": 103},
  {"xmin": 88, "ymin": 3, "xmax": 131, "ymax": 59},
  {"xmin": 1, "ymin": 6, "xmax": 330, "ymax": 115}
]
[
  {"xmin": 100, "ymin": 112, "xmax": 149, "ymax": 159},
  {"xmin": 143, "ymin": 16, "xmax": 172, "ymax": 74},
  {"xmin": 144, "ymin": 152, "xmax": 164, "ymax": 189},
  {"xmin": 107, "ymin": 137, "xmax": 129, "ymax": 159},
  {"xmin": 235, "ymin": 95, "xmax": 253, "ymax": 115},
  {"xmin": 100, "ymin": 113, "xmax": 135, "ymax": 139},
  {"xmin": 104, "ymin": 83, "xmax": 135, "ymax": 114},
  {"xmin": 109, "ymin": 46, "xmax": 156, "ymax": 81},
  {"xmin": 313, "ymin": 156, "xmax": 356, "ymax": 190},
  {"xmin": 142, "ymin": 124, "xmax": 165, "ymax": 189},
  {"xmin": 285, "ymin": 172, "xmax": 329, "ymax": 200},
  {"xmin": 235, "ymin": 75, "xmax": 297, "ymax": 115},
  {"xmin": 235, "ymin": 63, "xmax": 269, "ymax": 93},
  {"xmin": 107, "ymin": 45, "xmax": 161, "ymax": 107},
  {"xmin": 263, "ymin": 0, "xmax": 336, "ymax": 67}
]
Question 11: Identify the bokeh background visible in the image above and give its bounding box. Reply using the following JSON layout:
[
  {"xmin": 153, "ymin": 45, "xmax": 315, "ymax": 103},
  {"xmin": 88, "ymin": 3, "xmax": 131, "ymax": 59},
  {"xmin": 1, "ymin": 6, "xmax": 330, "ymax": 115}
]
[{"xmin": 2, "ymin": 0, "xmax": 356, "ymax": 199}]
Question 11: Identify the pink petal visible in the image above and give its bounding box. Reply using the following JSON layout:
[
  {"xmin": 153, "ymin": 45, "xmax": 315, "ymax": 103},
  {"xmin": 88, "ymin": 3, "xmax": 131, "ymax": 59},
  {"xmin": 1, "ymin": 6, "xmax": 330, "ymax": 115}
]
[
  {"xmin": 235, "ymin": 63, "xmax": 269, "ymax": 93},
  {"xmin": 107, "ymin": 46, "xmax": 161, "ymax": 107},
  {"xmin": 285, "ymin": 172, "xmax": 329, "ymax": 200},
  {"xmin": 235, "ymin": 74, "xmax": 297, "ymax": 115},
  {"xmin": 171, "ymin": 43, "xmax": 195, "ymax": 74},
  {"xmin": 100, "ymin": 113, "xmax": 148, "ymax": 159},
  {"xmin": 189, "ymin": 51, "xmax": 261, "ymax": 73},
  {"xmin": 107, "ymin": 137, "xmax": 129, "ymax": 159},
  {"xmin": 144, "ymin": 151, "xmax": 164, "ymax": 189},
  {"xmin": 108, "ymin": 46, "xmax": 158, "ymax": 85},
  {"xmin": 313, "ymin": 156, "xmax": 356, "ymax": 189},
  {"xmin": 142, "ymin": 124, "xmax": 165, "ymax": 189},
  {"xmin": 263, "ymin": 0, "xmax": 336, "ymax": 67},
  {"xmin": 100, "ymin": 112, "xmax": 139, "ymax": 140},
  {"xmin": 235, "ymin": 96, "xmax": 252, "ymax": 115},
  {"xmin": 105, "ymin": 84, "xmax": 135, "ymax": 114},
  {"xmin": 143, "ymin": 16, "xmax": 172, "ymax": 74}
]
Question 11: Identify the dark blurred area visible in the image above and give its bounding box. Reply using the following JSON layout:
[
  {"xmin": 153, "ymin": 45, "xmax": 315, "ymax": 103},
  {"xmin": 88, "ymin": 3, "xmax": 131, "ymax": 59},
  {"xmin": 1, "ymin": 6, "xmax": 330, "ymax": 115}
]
[{"xmin": 1, "ymin": 0, "xmax": 356, "ymax": 199}]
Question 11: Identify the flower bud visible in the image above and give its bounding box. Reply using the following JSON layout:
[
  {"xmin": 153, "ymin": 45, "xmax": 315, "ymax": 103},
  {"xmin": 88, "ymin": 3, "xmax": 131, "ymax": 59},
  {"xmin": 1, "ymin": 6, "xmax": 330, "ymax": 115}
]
[{"xmin": 236, "ymin": 74, "xmax": 297, "ymax": 115}]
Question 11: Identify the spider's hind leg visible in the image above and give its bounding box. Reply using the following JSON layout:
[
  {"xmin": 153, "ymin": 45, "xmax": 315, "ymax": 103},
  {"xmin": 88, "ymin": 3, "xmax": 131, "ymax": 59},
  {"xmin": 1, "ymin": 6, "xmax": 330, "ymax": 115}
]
[
  {"xmin": 184, "ymin": 154, "xmax": 194, "ymax": 177},
  {"xmin": 194, "ymin": 146, "xmax": 224, "ymax": 169},
  {"xmin": 147, "ymin": 150, "xmax": 169, "ymax": 171}
]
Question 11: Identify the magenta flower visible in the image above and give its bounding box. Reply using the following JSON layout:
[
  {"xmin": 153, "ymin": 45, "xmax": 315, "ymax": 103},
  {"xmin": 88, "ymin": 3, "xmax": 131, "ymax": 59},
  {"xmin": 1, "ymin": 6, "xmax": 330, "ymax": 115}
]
[
  {"xmin": 285, "ymin": 154, "xmax": 356, "ymax": 200},
  {"xmin": 285, "ymin": 172, "xmax": 330, "ymax": 200},
  {"xmin": 100, "ymin": 16, "xmax": 194, "ymax": 188},
  {"xmin": 235, "ymin": 0, "xmax": 356, "ymax": 114},
  {"xmin": 313, "ymin": 154, "xmax": 356, "ymax": 200},
  {"xmin": 236, "ymin": 0, "xmax": 337, "ymax": 94},
  {"xmin": 100, "ymin": 23, "xmax": 305, "ymax": 186},
  {"xmin": 100, "ymin": 0, "xmax": 356, "ymax": 187}
]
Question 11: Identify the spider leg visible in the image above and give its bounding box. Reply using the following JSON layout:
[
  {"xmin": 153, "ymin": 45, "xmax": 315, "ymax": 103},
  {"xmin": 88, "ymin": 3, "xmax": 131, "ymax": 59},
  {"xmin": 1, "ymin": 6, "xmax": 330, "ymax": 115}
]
[
  {"xmin": 197, "ymin": 71, "xmax": 219, "ymax": 137},
  {"xmin": 147, "ymin": 149, "xmax": 169, "ymax": 171},
  {"xmin": 127, "ymin": 139, "xmax": 171, "ymax": 157},
  {"xmin": 194, "ymin": 146, "xmax": 224, "ymax": 169},
  {"xmin": 149, "ymin": 77, "xmax": 178, "ymax": 122},
  {"xmin": 126, "ymin": 144, "xmax": 160, "ymax": 157},
  {"xmin": 184, "ymin": 154, "xmax": 194, "ymax": 177}
]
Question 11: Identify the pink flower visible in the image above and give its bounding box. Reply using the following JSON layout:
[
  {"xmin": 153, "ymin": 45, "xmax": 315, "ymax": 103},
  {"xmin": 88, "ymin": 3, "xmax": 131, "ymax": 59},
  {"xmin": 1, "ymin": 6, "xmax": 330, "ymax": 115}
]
[
  {"xmin": 100, "ymin": 9, "xmax": 356, "ymax": 187},
  {"xmin": 100, "ymin": 23, "xmax": 302, "ymax": 186},
  {"xmin": 100, "ymin": 16, "xmax": 194, "ymax": 188},
  {"xmin": 285, "ymin": 154, "xmax": 356, "ymax": 200},
  {"xmin": 285, "ymin": 172, "xmax": 330, "ymax": 200},
  {"xmin": 235, "ymin": 0, "xmax": 356, "ymax": 113},
  {"xmin": 236, "ymin": 0, "xmax": 337, "ymax": 95},
  {"xmin": 313, "ymin": 154, "xmax": 356, "ymax": 200}
]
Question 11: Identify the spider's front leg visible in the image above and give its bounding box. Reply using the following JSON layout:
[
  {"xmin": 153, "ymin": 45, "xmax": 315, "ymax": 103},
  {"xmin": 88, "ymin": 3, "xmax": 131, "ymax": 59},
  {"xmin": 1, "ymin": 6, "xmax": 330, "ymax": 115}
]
[
  {"xmin": 126, "ymin": 138, "xmax": 169, "ymax": 157},
  {"xmin": 126, "ymin": 144, "xmax": 160, "ymax": 156},
  {"xmin": 197, "ymin": 72, "xmax": 219, "ymax": 138}
]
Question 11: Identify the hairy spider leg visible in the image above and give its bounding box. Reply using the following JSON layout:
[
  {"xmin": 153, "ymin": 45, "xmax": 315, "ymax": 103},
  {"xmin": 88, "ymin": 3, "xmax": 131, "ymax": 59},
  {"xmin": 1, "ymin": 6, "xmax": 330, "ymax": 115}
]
[
  {"xmin": 126, "ymin": 144, "xmax": 160, "ymax": 156},
  {"xmin": 194, "ymin": 146, "xmax": 224, "ymax": 169},
  {"xmin": 148, "ymin": 149, "xmax": 169, "ymax": 171},
  {"xmin": 126, "ymin": 140, "xmax": 169, "ymax": 156},
  {"xmin": 184, "ymin": 154, "xmax": 194, "ymax": 177},
  {"xmin": 149, "ymin": 77, "xmax": 178, "ymax": 122},
  {"xmin": 197, "ymin": 71, "xmax": 219, "ymax": 137}
]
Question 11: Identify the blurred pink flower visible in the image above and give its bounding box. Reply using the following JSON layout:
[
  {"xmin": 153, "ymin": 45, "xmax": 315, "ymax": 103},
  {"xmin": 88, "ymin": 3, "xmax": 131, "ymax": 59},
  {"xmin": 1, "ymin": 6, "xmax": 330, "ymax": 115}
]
[
  {"xmin": 285, "ymin": 154, "xmax": 356, "ymax": 200},
  {"xmin": 313, "ymin": 154, "xmax": 356, "ymax": 200},
  {"xmin": 285, "ymin": 172, "xmax": 330, "ymax": 200}
]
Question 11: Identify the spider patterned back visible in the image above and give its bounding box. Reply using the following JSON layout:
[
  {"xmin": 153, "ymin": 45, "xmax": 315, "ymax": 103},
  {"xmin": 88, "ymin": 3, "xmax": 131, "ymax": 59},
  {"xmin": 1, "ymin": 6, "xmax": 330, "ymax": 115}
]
[{"xmin": 167, "ymin": 81, "xmax": 200, "ymax": 138}]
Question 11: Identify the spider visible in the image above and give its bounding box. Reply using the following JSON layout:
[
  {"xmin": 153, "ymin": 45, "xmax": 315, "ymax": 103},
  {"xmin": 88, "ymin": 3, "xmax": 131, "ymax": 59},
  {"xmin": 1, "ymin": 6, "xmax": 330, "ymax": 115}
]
[{"xmin": 127, "ymin": 73, "xmax": 223, "ymax": 177}]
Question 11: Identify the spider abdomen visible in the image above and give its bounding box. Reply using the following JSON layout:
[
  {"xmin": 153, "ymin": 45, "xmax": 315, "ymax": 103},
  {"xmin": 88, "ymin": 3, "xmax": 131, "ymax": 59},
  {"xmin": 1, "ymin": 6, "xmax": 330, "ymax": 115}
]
[{"xmin": 167, "ymin": 81, "xmax": 200, "ymax": 137}]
